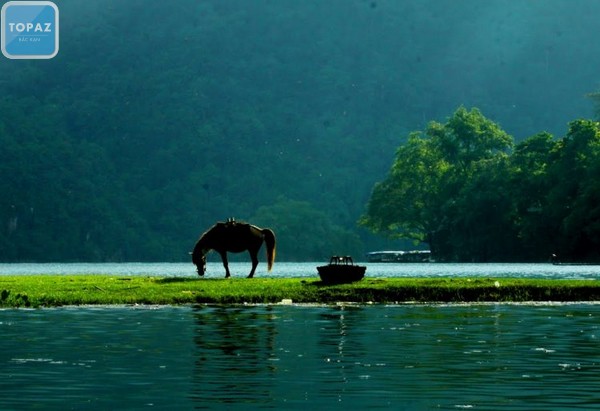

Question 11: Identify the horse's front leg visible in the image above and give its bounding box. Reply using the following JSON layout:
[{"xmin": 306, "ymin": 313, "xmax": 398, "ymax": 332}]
[
  {"xmin": 219, "ymin": 251, "xmax": 231, "ymax": 278},
  {"xmin": 247, "ymin": 250, "xmax": 259, "ymax": 278}
]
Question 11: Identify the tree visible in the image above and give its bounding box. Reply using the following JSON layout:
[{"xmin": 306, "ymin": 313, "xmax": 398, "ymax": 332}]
[
  {"xmin": 508, "ymin": 132, "xmax": 558, "ymax": 259},
  {"xmin": 361, "ymin": 107, "xmax": 514, "ymax": 261},
  {"xmin": 359, "ymin": 131, "xmax": 449, "ymax": 251},
  {"xmin": 448, "ymin": 155, "xmax": 518, "ymax": 261},
  {"xmin": 545, "ymin": 120, "xmax": 600, "ymax": 261}
]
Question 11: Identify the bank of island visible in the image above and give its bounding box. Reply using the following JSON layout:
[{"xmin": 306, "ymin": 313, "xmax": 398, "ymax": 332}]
[{"xmin": 1, "ymin": 276, "xmax": 600, "ymax": 308}]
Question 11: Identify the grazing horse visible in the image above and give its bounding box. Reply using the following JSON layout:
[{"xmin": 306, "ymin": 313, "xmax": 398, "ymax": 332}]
[{"xmin": 191, "ymin": 220, "xmax": 276, "ymax": 278}]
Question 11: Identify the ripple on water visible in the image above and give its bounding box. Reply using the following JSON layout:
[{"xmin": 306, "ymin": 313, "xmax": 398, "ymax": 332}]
[
  {"xmin": 2, "ymin": 261, "xmax": 600, "ymax": 280},
  {"xmin": 1, "ymin": 304, "xmax": 600, "ymax": 409}
]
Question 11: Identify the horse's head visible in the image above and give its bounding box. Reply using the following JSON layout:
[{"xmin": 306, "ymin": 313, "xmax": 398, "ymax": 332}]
[
  {"xmin": 195, "ymin": 254, "xmax": 207, "ymax": 276},
  {"xmin": 191, "ymin": 247, "xmax": 207, "ymax": 276}
]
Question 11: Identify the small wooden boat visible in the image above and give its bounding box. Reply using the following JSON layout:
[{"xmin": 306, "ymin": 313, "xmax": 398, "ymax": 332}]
[{"xmin": 317, "ymin": 256, "xmax": 366, "ymax": 284}]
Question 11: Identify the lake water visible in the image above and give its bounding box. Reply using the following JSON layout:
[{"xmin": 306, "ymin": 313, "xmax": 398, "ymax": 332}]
[
  {"xmin": 1, "ymin": 261, "xmax": 600, "ymax": 280},
  {"xmin": 1, "ymin": 263, "xmax": 600, "ymax": 409},
  {"xmin": 1, "ymin": 304, "xmax": 600, "ymax": 410}
]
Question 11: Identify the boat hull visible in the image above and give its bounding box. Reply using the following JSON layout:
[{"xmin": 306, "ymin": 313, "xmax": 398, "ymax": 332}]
[{"xmin": 317, "ymin": 264, "xmax": 366, "ymax": 284}]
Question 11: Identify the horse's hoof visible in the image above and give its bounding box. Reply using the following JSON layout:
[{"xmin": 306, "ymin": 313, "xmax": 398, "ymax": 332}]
[{"xmin": 247, "ymin": 275, "xmax": 254, "ymax": 279}]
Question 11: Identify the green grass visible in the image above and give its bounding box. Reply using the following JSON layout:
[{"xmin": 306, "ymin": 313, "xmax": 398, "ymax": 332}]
[{"xmin": 1, "ymin": 276, "xmax": 600, "ymax": 308}]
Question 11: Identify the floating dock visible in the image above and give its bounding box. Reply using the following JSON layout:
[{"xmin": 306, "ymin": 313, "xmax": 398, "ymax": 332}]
[{"xmin": 366, "ymin": 250, "xmax": 431, "ymax": 263}]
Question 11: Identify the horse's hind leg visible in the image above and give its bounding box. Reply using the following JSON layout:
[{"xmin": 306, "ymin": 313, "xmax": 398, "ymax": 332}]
[
  {"xmin": 247, "ymin": 250, "xmax": 259, "ymax": 278},
  {"xmin": 219, "ymin": 251, "xmax": 231, "ymax": 278}
]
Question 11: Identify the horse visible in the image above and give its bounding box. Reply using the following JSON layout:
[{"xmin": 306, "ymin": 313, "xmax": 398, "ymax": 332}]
[{"xmin": 191, "ymin": 220, "xmax": 276, "ymax": 278}]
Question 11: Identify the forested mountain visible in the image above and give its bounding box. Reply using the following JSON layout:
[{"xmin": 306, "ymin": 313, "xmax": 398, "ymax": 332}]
[{"xmin": 1, "ymin": 0, "xmax": 600, "ymax": 261}]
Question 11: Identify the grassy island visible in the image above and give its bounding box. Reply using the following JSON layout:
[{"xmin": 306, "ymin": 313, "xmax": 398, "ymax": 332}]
[{"xmin": 1, "ymin": 276, "xmax": 600, "ymax": 308}]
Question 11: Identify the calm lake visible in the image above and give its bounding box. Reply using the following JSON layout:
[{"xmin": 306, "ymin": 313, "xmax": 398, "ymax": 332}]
[
  {"xmin": 2, "ymin": 261, "xmax": 600, "ymax": 280},
  {"xmin": 1, "ymin": 263, "xmax": 600, "ymax": 410},
  {"xmin": 1, "ymin": 304, "xmax": 600, "ymax": 410}
]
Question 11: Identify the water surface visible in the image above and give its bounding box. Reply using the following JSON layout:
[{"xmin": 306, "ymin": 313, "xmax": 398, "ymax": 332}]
[
  {"xmin": 1, "ymin": 304, "xmax": 599, "ymax": 410},
  {"xmin": 1, "ymin": 262, "xmax": 600, "ymax": 280}
]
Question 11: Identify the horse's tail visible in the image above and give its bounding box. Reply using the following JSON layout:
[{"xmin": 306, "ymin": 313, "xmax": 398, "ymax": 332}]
[{"xmin": 262, "ymin": 228, "xmax": 276, "ymax": 271}]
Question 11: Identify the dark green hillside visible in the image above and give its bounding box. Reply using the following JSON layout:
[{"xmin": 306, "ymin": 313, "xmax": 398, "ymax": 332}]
[{"xmin": 2, "ymin": 1, "xmax": 600, "ymax": 261}]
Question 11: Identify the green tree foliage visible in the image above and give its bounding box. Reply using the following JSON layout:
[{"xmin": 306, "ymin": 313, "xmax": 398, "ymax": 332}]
[
  {"xmin": 545, "ymin": 120, "xmax": 600, "ymax": 261},
  {"xmin": 362, "ymin": 109, "xmax": 600, "ymax": 262},
  {"xmin": 509, "ymin": 132, "xmax": 558, "ymax": 259},
  {"xmin": 361, "ymin": 107, "xmax": 514, "ymax": 261}
]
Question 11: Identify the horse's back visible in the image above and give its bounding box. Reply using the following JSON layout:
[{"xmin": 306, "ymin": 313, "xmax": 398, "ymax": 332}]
[{"xmin": 210, "ymin": 221, "xmax": 261, "ymax": 252}]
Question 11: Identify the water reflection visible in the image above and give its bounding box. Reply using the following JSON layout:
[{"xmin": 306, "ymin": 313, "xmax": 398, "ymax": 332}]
[
  {"xmin": 188, "ymin": 304, "xmax": 600, "ymax": 410},
  {"xmin": 1, "ymin": 304, "xmax": 600, "ymax": 410},
  {"xmin": 191, "ymin": 307, "xmax": 278, "ymax": 407}
]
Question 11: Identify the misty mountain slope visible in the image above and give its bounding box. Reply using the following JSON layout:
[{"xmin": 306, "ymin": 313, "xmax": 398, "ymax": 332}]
[{"xmin": 1, "ymin": 0, "xmax": 599, "ymax": 261}]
